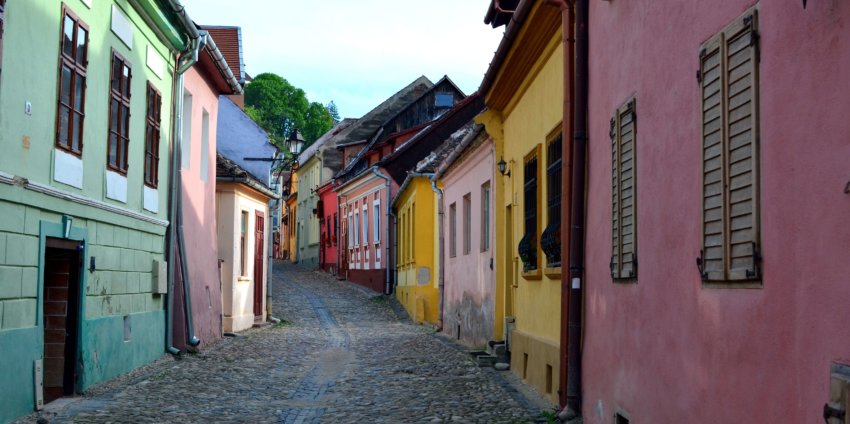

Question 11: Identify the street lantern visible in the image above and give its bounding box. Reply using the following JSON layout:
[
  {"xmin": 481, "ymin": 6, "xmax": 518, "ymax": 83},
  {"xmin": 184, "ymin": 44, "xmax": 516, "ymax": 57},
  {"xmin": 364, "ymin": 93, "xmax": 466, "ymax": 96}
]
[{"xmin": 287, "ymin": 128, "xmax": 305, "ymax": 156}]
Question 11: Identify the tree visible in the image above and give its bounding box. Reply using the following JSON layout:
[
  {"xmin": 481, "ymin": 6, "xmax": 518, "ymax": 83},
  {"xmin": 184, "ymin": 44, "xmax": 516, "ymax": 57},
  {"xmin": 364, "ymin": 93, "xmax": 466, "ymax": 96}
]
[
  {"xmin": 243, "ymin": 73, "xmax": 332, "ymax": 149},
  {"xmin": 303, "ymin": 101, "xmax": 334, "ymax": 144},
  {"xmin": 327, "ymin": 100, "xmax": 341, "ymax": 124}
]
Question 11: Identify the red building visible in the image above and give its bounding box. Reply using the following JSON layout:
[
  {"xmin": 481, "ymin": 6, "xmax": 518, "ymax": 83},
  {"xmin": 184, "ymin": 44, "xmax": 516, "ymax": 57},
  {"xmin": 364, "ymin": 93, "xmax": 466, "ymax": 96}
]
[{"xmin": 317, "ymin": 181, "xmax": 339, "ymax": 275}]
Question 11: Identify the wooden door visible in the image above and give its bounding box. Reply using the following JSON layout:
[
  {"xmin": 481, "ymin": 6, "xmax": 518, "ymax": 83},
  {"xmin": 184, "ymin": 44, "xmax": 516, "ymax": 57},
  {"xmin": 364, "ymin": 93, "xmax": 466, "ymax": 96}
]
[
  {"xmin": 42, "ymin": 239, "xmax": 82, "ymax": 403},
  {"xmin": 253, "ymin": 211, "xmax": 265, "ymax": 318}
]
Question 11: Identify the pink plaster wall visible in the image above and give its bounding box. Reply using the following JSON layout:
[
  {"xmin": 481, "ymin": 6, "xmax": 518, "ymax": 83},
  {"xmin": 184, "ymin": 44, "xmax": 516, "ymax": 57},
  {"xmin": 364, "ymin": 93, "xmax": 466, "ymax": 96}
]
[
  {"xmin": 173, "ymin": 67, "xmax": 223, "ymax": 349},
  {"xmin": 337, "ymin": 170, "xmax": 398, "ymax": 293},
  {"xmin": 583, "ymin": 1, "xmax": 850, "ymax": 422},
  {"xmin": 441, "ymin": 140, "xmax": 495, "ymax": 346}
]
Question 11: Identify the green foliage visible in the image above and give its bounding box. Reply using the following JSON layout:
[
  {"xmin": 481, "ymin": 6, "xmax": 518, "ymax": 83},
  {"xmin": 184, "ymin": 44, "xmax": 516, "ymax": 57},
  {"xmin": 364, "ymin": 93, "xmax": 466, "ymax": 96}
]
[{"xmin": 243, "ymin": 72, "xmax": 335, "ymax": 150}]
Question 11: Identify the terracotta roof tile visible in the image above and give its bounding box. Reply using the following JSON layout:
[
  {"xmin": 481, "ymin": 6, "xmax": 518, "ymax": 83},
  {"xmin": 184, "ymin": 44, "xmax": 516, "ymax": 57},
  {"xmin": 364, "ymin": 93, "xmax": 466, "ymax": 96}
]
[{"xmin": 202, "ymin": 26, "xmax": 245, "ymax": 84}]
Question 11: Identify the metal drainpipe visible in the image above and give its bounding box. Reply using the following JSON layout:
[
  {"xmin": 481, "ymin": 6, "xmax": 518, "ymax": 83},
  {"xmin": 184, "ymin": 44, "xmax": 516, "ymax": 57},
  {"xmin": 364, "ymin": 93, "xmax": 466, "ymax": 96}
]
[
  {"xmin": 565, "ymin": 0, "xmax": 588, "ymax": 418},
  {"xmin": 370, "ymin": 167, "xmax": 392, "ymax": 295},
  {"xmin": 429, "ymin": 178, "xmax": 445, "ymax": 331}
]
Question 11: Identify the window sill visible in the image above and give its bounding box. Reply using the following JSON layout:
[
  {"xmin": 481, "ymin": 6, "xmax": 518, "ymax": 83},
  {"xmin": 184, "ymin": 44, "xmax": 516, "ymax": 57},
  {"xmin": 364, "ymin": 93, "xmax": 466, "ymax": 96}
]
[
  {"xmin": 237, "ymin": 276, "xmax": 251, "ymax": 283},
  {"xmin": 701, "ymin": 281, "xmax": 762, "ymax": 289},
  {"xmin": 522, "ymin": 268, "xmax": 541, "ymax": 280},
  {"xmin": 544, "ymin": 267, "xmax": 561, "ymax": 278}
]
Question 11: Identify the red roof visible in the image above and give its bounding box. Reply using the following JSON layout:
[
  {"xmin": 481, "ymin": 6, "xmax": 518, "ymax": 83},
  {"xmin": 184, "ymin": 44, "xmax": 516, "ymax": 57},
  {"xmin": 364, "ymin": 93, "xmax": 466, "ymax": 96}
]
[{"xmin": 202, "ymin": 26, "xmax": 244, "ymax": 84}]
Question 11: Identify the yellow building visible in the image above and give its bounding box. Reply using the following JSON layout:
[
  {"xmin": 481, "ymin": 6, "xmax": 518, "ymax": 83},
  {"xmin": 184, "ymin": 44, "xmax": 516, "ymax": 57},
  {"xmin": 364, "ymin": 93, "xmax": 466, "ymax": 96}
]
[
  {"xmin": 284, "ymin": 171, "xmax": 298, "ymax": 262},
  {"xmin": 477, "ymin": 1, "xmax": 565, "ymax": 404},
  {"xmin": 393, "ymin": 177, "xmax": 439, "ymax": 324}
]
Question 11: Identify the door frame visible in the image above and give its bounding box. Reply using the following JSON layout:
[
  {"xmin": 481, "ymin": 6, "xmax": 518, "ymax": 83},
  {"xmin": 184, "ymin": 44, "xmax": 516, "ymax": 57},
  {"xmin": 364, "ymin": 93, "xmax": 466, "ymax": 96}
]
[
  {"xmin": 253, "ymin": 210, "xmax": 265, "ymax": 318},
  {"xmin": 37, "ymin": 217, "xmax": 88, "ymax": 399}
]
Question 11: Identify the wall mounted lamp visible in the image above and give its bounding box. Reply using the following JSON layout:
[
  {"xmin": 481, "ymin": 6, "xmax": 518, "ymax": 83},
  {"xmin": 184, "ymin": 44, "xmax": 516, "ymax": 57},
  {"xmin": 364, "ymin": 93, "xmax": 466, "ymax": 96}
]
[{"xmin": 497, "ymin": 158, "xmax": 511, "ymax": 177}]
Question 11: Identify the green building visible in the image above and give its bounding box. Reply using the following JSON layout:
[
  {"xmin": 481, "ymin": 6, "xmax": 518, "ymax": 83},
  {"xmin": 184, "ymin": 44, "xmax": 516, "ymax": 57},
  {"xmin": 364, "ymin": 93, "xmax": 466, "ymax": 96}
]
[{"xmin": 0, "ymin": 1, "xmax": 196, "ymax": 420}]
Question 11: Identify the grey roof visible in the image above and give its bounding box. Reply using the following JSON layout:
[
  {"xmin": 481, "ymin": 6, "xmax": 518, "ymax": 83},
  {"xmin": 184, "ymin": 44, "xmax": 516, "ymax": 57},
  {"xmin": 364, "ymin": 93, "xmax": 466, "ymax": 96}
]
[
  {"xmin": 415, "ymin": 122, "xmax": 478, "ymax": 174},
  {"xmin": 297, "ymin": 118, "xmax": 358, "ymax": 165},
  {"xmin": 334, "ymin": 76, "xmax": 434, "ymax": 175},
  {"xmin": 216, "ymin": 96, "xmax": 278, "ymax": 185},
  {"xmin": 216, "ymin": 152, "xmax": 278, "ymax": 199}
]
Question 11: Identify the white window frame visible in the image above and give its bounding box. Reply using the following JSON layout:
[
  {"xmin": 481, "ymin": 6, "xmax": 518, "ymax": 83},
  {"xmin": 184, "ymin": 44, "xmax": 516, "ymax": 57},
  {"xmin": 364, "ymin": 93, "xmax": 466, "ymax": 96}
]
[
  {"xmin": 373, "ymin": 200, "xmax": 381, "ymax": 243},
  {"xmin": 354, "ymin": 211, "xmax": 360, "ymax": 246},
  {"xmin": 362, "ymin": 205, "xmax": 369, "ymax": 245}
]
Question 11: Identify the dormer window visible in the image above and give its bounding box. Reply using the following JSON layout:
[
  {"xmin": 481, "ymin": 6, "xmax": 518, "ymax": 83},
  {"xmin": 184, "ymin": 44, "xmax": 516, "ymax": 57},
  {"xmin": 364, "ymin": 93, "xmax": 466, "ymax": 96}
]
[{"xmin": 435, "ymin": 92, "xmax": 454, "ymax": 108}]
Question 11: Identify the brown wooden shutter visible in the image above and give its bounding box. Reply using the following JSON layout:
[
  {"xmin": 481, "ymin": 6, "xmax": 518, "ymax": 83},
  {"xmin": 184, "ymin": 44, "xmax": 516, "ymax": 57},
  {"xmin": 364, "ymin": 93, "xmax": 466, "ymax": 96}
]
[
  {"xmin": 699, "ymin": 8, "xmax": 760, "ymax": 282},
  {"xmin": 724, "ymin": 11, "xmax": 760, "ymax": 280},
  {"xmin": 611, "ymin": 99, "xmax": 637, "ymax": 280},
  {"xmin": 610, "ymin": 114, "xmax": 621, "ymax": 279},
  {"xmin": 700, "ymin": 35, "xmax": 726, "ymax": 281},
  {"xmin": 619, "ymin": 101, "xmax": 637, "ymax": 278}
]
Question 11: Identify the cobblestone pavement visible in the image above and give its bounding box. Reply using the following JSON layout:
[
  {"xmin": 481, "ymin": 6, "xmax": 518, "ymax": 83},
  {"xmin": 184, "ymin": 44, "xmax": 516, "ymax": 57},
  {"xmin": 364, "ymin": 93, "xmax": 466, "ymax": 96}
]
[{"xmin": 18, "ymin": 262, "xmax": 554, "ymax": 423}]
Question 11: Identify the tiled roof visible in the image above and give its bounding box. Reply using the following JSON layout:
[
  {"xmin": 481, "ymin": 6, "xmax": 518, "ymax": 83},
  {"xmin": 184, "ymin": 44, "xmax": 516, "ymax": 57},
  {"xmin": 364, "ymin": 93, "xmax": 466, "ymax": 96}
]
[{"xmin": 202, "ymin": 26, "xmax": 245, "ymax": 84}]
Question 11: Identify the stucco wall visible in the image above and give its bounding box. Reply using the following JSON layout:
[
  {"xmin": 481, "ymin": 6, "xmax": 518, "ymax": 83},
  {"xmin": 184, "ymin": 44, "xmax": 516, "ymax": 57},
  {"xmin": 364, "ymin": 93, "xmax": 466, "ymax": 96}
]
[
  {"xmin": 216, "ymin": 184, "xmax": 270, "ymax": 333},
  {"xmin": 441, "ymin": 140, "xmax": 495, "ymax": 347},
  {"xmin": 394, "ymin": 177, "xmax": 438, "ymax": 324},
  {"xmin": 0, "ymin": 1, "xmax": 173, "ymax": 419},
  {"xmin": 583, "ymin": 1, "xmax": 850, "ymax": 422},
  {"xmin": 296, "ymin": 156, "xmax": 321, "ymax": 266},
  {"xmin": 172, "ymin": 66, "xmax": 222, "ymax": 349},
  {"xmin": 337, "ymin": 170, "xmax": 395, "ymax": 292},
  {"xmin": 318, "ymin": 185, "xmax": 339, "ymax": 273}
]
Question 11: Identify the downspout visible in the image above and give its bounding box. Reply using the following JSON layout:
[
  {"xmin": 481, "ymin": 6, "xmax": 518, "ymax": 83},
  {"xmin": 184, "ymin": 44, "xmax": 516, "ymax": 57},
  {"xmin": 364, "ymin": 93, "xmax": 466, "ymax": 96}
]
[
  {"xmin": 370, "ymin": 166, "xmax": 392, "ymax": 295},
  {"xmin": 429, "ymin": 178, "xmax": 445, "ymax": 331},
  {"xmin": 564, "ymin": 0, "xmax": 588, "ymax": 419},
  {"xmin": 545, "ymin": 0, "xmax": 576, "ymax": 411}
]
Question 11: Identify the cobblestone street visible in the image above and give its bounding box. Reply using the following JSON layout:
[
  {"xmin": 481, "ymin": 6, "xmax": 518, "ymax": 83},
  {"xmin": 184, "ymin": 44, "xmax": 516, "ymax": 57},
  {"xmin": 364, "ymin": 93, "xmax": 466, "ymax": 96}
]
[{"xmin": 19, "ymin": 262, "xmax": 553, "ymax": 423}]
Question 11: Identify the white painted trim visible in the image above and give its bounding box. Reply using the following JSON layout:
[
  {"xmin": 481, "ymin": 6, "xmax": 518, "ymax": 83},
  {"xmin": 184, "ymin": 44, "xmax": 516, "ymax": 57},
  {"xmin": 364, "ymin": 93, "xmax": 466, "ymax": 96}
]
[
  {"xmin": 111, "ymin": 5, "xmax": 134, "ymax": 49},
  {"xmin": 146, "ymin": 45, "xmax": 165, "ymax": 79},
  {"xmin": 143, "ymin": 186, "xmax": 159, "ymax": 213},
  {"xmin": 53, "ymin": 149, "xmax": 84, "ymax": 189},
  {"xmin": 105, "ymin": 170, "xmax": 128, "ymax": 203},
  {"xmin": 0, "ymin": 175, "xmax": 168, "ymax": 226}
]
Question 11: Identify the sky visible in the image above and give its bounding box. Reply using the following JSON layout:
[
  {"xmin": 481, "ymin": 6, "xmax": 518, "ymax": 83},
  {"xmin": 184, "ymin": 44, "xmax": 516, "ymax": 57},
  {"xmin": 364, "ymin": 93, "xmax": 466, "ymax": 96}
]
[{"xmin": 180, "ymin": 0, "xmax": 505, "ymax": 119}]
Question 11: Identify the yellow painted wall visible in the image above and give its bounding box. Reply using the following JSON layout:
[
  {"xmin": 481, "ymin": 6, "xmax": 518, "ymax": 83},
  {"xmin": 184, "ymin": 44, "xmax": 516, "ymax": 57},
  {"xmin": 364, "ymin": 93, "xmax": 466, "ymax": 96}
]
[
  {"xmin": 479, "ymin": 29, "xmax": 564, "ymax": 404},
  {"xmin": 394, "ymin": 177, "xmax": 439, "ymax": 324}
]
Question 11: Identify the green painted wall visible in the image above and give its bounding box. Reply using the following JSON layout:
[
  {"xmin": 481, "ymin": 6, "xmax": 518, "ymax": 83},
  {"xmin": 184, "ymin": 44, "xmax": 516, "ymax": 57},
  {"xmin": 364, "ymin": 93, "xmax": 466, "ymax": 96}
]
[
  {"xmin": 0, "ymin": 328, "xmax": 40, "ymax": 423},
  {"xmin": 296, "ymin": 156, "xmax": 322, "ymax": 266},
  {"xmin": 0, "ymin": 1, "xmax": 182, "ymax": 421},
  {"xmin": 0, "ymin": 0, "xmax": 174, "ymax": 212}
]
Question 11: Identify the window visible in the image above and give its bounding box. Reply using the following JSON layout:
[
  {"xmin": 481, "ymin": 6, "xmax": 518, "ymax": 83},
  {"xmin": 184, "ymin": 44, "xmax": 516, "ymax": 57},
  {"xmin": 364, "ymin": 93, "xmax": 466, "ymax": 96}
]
[
  {"xmin": 107, "ymin": 52, "xmax": 132, "ymax": 174},
  {"xmin": 518, "ymin": 147, "xmax": 540, "ymax": 273},
  {"xmin": 542, "ymin": 135, "xmax": 562, "ymax": 268},
  {"xmin": 348, "ymin": 214, "xmax": 353, "ymax": 248},
  {"xmin": 363, "ymin": 208, "xmax": 369, "ymax": 245},
  {"xmin": 463, "ymin": 193, "xmax": 471, "ymax": 255},
  {"xmin": 200, "ymin": 109, "xmax": 210, "ymax": 182},
  {"xmin": 240, "ymin": 211, "xmax": 248, "ymax": 276},
  {"xmin": 698, "ymin": 8, "xmax": 761, "ymax": 283},
  {"xmin": 55, "ymin": 7, "xmax": 89, "ymax": 156},
  {"xmin": 449, "ymin": 202, "xmax": 457, "ymax": 258},
  {"xmin": 373, "ymin": 201, "xmax": 380, "ymax": 242},
  {"xmin": 333, "ymin": 213, "xmax": 338, "ymax": 246},
  {"xmin": 481, "ymin": 181, "xmax": 490, "ymax": 252},
  {"xmin": 181, "ymin": 91, "xmax": 192, "ymax": 170},
  {"xmin": 611, "ymin": 99, "xmax": 637, "ymax": 280},
  {"xmin": 144, "ymin": 83, "xmax": 162, "ymax": 188},
  {"xmin": 354, "ymin": 212, "xmax": 359, "ymax": 246}
]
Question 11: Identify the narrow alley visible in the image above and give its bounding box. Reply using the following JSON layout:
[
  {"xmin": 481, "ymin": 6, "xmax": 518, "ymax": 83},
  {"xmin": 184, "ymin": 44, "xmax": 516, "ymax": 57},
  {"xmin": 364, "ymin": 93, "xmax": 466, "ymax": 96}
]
[{"xmin": 19, "ymin": 263, "xmax": 551, "ymax": 424}]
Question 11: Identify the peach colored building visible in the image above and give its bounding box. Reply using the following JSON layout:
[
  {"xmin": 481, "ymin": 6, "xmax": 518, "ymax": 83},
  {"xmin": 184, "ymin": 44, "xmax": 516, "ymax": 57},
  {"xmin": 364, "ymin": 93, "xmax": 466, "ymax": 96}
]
[{"xmin": 171, "ymin": 37, "xmax": 240, "ymax": 351}]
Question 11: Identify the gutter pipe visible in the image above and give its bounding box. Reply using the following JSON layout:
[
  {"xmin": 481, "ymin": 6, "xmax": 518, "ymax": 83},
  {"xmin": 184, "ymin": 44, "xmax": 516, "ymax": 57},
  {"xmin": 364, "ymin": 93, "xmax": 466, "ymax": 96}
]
[
  {"xmin": 428, "ymin": 178, "xmax": 445, "ymax": 331},
  {"xmin": 564, "ymin": 0, "xmax": 588, "ymax": 419},
  {"xmin": 370, "ymin": 166, "xmax": 393, "ymax": 295}
]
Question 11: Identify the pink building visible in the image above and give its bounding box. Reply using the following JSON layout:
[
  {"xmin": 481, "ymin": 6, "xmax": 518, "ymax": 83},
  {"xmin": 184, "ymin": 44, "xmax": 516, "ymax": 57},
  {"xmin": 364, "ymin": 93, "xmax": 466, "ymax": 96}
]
[
  {"xmin": 580, "ymin": 1, "xmax": 850, "ymax": 422},
  {"xmin": 435, "ymin": 126, "xmax": 495, "ymax": 347},
  {"xmin": 171, "ymin": 35, "xmax": 240, "ymax": 350}
]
